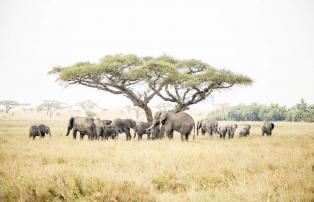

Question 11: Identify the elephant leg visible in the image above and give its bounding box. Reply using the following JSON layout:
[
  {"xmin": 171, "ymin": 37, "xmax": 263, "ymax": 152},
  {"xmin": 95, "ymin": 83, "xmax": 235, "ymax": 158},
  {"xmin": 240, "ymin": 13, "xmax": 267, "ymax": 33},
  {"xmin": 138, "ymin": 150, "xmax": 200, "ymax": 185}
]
[
  {"xmin": 185, "ymin": 133, "xmax": 190, "ymax": 141},
  {"xmin": 125, "ymin": 128, "xmax": 131, "ymax": 141},
  {"xmin": 73, "ymin": 129, "xmax": 77, "ymax": 139},
  {"xmin": 147, "ymin": 132, "xmax": 151, "ymax": 140},
  {"xmin": 180, "ymin": 133, "xmax": 184, "ymax": 141},
  {"xmin": 133, "ymin": 131, "xmax": 137, "ymax": 139},
  {"xmin": 170, "ymin": 130, "xmax": 174, "ymax": 139},
  {"xmin": 165, "ymin": 129, "xmax": 172, "ymax": 140},
  {"xmin": 80, "ymin": 132, "xmax": 84, "ymax": 140},
  {"xmin": 201, "ymin": 128, "xmax": 205, "ymax": 135}
]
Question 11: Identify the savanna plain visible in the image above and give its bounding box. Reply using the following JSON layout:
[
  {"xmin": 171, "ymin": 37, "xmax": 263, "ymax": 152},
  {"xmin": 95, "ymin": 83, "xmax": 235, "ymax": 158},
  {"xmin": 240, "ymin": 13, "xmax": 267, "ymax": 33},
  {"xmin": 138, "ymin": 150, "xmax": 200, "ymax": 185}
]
[{"xmin": 0, "ymin": 117, "xmax": 313, "ymax": 202}]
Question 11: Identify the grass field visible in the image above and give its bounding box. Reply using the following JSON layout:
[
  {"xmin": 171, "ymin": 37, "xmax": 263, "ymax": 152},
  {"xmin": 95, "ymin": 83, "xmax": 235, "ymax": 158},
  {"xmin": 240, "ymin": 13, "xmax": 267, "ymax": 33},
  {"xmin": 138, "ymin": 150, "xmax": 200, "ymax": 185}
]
[{"xmin": 0, "ymin": 120, "xmax": 313, "ymax": 201}]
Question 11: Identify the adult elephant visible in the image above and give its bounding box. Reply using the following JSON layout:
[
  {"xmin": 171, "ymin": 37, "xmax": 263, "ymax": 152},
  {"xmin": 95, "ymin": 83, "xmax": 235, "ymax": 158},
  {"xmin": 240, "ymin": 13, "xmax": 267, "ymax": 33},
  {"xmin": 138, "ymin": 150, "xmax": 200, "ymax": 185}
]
[
  {"xmin": 29, "ymin": 124, "xmax": 51, "ymax": 140},
  {"xmin": 134, "ymin": 122, "xmax": 151, "ymax": 140},
  {"xmin": 262, "ymin": 122, "xmax": 275, "ymax": 136},
  {"xmin": 93, "ymin": 119, "xmax": 106, "ymax": 140},
  {"xmin": 227, "ymin": 124, "xmax": 238, "ymax": 138},
  {"xmin": 218, "ymin": 126, "xmax": 228, "ymax": 139},
  {"xmin": 196, "ymin": 119, "xmax": 218, "ymax": 136},
  {"xmin": 112, "ymin": 118, "xmax": 136, "ymax": 141},
  {"xmin": 66, "ymin": 117, "xmax": 96, "ymax": 140},
  {"xmin": 147, "ymin": 111, "xmax": 195, "ymax": 141}
]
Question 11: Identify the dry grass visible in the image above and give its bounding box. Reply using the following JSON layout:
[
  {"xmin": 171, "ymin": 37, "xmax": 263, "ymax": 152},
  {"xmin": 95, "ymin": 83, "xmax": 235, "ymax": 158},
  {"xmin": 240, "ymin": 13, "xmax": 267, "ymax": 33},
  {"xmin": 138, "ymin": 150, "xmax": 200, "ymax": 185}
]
[{"xmin": 0, "ymin": 120, "xmax": 313, "ymax": 201}]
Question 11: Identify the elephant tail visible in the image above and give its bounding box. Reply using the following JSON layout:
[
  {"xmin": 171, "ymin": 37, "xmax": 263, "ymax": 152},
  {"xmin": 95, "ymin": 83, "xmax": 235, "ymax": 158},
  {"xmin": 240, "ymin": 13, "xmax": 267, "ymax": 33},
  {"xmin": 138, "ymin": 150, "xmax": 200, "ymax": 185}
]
[{"xmin": 66, "ymin": 117, "xmax": 74, "ymax": 136}]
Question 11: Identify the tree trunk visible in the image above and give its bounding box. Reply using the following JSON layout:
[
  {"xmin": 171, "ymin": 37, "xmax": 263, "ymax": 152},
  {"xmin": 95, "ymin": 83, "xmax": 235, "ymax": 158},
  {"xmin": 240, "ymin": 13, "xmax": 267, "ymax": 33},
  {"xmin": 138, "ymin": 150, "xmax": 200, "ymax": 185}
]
[{"xmin": 142, "ymin": 106, "xmax": 153, "ymax": 123}]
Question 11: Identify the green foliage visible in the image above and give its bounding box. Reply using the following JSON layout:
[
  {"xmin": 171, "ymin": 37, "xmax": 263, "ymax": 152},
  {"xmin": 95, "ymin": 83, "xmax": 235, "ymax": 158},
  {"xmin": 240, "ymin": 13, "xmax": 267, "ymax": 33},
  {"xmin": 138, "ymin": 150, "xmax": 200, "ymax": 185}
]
[
  {"xmin": 0, "ymin": 100, "xmax": 20, "ymax": 113},
  {"xmin": 50, "ymin": 54, "xmax": 252, "ymax": 119},
  {"xmin": 37, "ymin": 100, "xmax": 65, "ymax": 117},
  {"xmin": 208, "ymin": 99, "xmax": 314, "ymax": 122},
  {"xmin": 77, "ymin": 100, "xmax": 98, "ymax": 118},
  {"xmin": 86, "ymin": 111, "xmax": 97, "ymax": 118}
]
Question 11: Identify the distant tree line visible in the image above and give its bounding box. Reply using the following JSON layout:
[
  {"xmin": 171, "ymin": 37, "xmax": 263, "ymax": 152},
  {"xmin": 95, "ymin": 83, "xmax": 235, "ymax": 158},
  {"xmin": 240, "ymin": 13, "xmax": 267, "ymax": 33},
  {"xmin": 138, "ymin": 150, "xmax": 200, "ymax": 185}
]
[{"xmin": 208, "ymin": 99, "xmax": 314, "ymax": 122}]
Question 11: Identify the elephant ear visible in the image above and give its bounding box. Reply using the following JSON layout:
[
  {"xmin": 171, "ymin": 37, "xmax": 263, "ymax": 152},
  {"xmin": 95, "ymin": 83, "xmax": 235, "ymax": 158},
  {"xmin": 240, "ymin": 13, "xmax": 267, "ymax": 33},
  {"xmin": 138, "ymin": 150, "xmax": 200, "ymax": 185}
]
[
  {"xmin": 159, "ymin": 112, "xmax": 168, "ymax": 124},
  {"xmin": 271, "ymin": 123, "xmax": 274, "ymax": 129}
]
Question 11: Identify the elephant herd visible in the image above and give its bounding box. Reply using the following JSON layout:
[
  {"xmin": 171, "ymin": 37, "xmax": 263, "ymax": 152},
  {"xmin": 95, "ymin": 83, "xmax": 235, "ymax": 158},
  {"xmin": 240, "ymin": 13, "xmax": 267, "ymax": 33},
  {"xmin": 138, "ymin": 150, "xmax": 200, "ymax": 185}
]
[{"xmin": 29, "ymin": 111, "xmax": 275, "ymax": 141}]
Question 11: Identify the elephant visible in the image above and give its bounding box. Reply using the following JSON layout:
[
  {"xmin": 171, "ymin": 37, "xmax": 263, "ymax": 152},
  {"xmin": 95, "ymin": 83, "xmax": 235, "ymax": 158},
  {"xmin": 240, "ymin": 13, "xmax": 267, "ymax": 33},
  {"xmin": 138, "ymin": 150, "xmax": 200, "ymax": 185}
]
[
  {"xmin": 262, "ymin": 122, "xmax": 275, "ymax": 136},
  {"xmin": 150, "ymin": 125, "xmax": 162, "ymax": 140},
  {"xmin": 239, "ymin": 124, "xmax": 251, "ymax": 137},
  {"xmin": 147, "ymin": 111, "xmax": 195, "ymax": 141},
  {"xmin": 133, "ymin": 122, "xmax": 151, "ymax": 140},
  {"xmin": 227, "ymin": 124, "xmax": 238, "ymax": 138},
  {"xmin": 112, "ymin": 118, "xmax": 136, "ymax": 141},
  {"xmin": 29, "ymin": 124, "xmax": 51, "ymax": 140},
  {"xmin": 103, "ymin": 125, "xmax": 119, "ymax": 140},
  {"xmin": 102, "ymin": 119, "xmax": 112, "ymax": 125},
  {"xmin": 93, "ymin": 119, "xmax": 106, "ymax": 140},
  {"xmin": 218, "ymin": 126, "xmax": 228, "ymax": 139},
  {"xmin": 196, "ymin": 119, "xmax": 218, "ymax": 136},
  {"xmin": 66, "ymin": 117, "xmax": 96, "ymax": 140}
]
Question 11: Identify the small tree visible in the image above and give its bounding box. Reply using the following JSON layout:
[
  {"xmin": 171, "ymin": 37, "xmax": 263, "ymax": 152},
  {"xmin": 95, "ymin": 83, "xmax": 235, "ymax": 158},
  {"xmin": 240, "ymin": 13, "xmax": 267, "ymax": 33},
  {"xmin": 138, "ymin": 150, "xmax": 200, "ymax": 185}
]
[
  {"xmin": 126, "ymin": 105, "xmax": 143, "ymax": 119},
  {"xmin": 37, "ymin": 100, "xmax": 65, "ymax": 117},
  {"xmin": 0, "ymin": 100, "xmax": 20, "ymax": 113},
  {"xmin": 77, "ymin": 100, "xmax": 98, "ymax": 118}
]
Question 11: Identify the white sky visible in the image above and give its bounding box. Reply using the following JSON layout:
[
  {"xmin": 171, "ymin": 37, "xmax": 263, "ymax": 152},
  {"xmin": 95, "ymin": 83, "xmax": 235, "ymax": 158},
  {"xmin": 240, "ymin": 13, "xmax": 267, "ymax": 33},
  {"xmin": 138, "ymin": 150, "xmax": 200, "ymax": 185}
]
[{"xmin": 0, "ymin": 0, "xmax": 313, "ymax": 110}]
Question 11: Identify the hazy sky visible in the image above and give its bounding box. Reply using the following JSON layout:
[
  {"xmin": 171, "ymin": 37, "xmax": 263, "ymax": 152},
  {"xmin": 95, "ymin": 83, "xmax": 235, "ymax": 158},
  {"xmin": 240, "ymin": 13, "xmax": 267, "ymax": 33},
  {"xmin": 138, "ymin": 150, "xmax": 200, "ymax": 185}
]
[{"xmin": 0, "ymin": 0, "xmax": 313, "ymax": 109}]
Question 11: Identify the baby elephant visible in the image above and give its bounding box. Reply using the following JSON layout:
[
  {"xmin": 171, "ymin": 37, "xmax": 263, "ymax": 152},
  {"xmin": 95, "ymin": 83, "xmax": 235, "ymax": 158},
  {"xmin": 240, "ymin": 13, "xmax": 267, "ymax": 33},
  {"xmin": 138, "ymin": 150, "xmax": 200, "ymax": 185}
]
[
  {"xmin": 219, "ymin": 124, "xmax": 238, "ymax": 139},
  {"xmin": 239, "ymin": 124, "xmax": 251, "ymax": 137},
  {"xmin": 262, "ymin": 122, "xmax": 275, "ymax": 136},
  {"xmin": 227, "ymin": 124, "xmax": 238, "ymax": 138},
  {"xmin": 218, "ymin": 126, "xmax": 228, "ymax": 139},
  {"xmin": 103, "ymin": 125, "xmax": 119, "ymax": 140},
  {"xmin": 134, "ymin": 122, "xmax": 151, "ymax": 140},
  {"xmin": 29, "ymin": 124, "xmax": 51, "ymax": 140}
]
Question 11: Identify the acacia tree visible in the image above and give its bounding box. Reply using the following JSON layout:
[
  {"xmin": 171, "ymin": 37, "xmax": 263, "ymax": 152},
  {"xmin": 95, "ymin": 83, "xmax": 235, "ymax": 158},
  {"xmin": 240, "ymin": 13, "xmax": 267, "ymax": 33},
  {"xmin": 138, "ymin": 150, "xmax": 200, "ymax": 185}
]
[
  {"xmin": 50, "ymin": 54, "xmax": 252, "ymax": 122},
  {"xmin": 0, "ymin": 100, "xmax": 20, "ymax": 113},
  {"xmin": 77, "ymin": 100, "xmax": 98, "ymax": 118},
  {"xmin": 126, "ymin": 105, "xmax": 144, "ymax": 119},
  {"xmin": 37, "ymin": 100, "xmax": 66, "ymax": 117}
]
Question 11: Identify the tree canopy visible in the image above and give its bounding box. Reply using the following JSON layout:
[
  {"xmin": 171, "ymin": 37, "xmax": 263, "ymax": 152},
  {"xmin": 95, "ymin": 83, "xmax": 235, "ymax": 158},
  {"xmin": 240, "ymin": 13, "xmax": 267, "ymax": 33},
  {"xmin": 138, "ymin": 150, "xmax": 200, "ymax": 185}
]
[
  {"xmin": 77, "ymin": 100, "xmax": 98, "ymax": 118},
  {"xmin": 50, "ymin": 54, "xmax": 252, "ymax": 122},
  {"xmin": 37, "ymin": 100, "xmax": 66, "ymax": 117},
  {"xmin": 0, "ymin": 100, "xmax": 20, "ymax": 113},
  {"xmin": 207, "ymin": 99, "xmax": 314, "ymax": 122}
]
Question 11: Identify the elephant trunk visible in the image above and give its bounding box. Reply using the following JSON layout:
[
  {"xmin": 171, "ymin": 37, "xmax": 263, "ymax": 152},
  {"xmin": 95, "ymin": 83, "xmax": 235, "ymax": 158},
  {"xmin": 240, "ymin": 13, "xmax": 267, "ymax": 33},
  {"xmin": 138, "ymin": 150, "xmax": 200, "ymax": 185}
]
[
  {"xmin": 66, "ymin": 117, "xmax": 74, "ymax": 136},
  {"xmin": 146, "ymin": 120, "xmax": 159, "ymax": 132}
]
